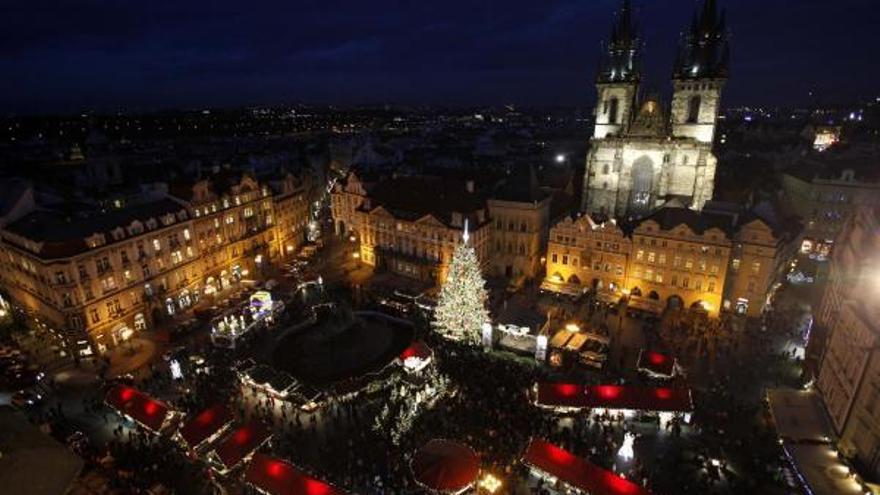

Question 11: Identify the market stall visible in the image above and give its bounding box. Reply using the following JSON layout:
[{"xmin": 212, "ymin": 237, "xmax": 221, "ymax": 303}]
[
  {"xmin": 176, "ymin": 404, "xmax": 234, "ymax": 452},
  {"xmin": 535, "ymin": 383, "xmax": 693, "ymax": 421},
  {"xmin": 410, "ymin": 439, "xmax": 480, "ymax": 494},
  {"xmin": 208, "ymin": 421, "xmax": 272, "ymax": 475},
  {"xmin": 522, "ymin": 439, "xmax": 651, "ymax": 495},
  {"xmin": 104, "ymin": 384, "xmax": 175, "ymax": 435},
  {"xmin": 398, "ymin": 341, "xmax": 433, "ymax": 373},
  {"xmin": 636, "ymin": 350, "xmax": 677, "ymax": 379},
  {"xmin": 244, "ymin": 453, "xmax": 347, "ymax": 495}
]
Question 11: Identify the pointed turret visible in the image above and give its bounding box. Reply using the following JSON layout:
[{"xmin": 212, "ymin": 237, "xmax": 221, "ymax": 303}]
[
  {"xmin": 598, "ymin": 0, "xmax": 641, "ymax": 83},
  {"xmin": 674, "ymin": 0, "xmax": 730, "ymax": 80}
]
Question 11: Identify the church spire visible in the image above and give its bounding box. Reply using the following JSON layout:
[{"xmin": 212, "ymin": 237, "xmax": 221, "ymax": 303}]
[
  {"xmin": 598, "ymin": 0, "xmax": 641, "ymax": 83},
  {"xmin": 674, "ymin": 0, "xmax": 730, "ymax": 80}
]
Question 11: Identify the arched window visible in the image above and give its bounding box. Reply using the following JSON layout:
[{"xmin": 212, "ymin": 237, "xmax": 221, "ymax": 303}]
[
  {"xmin": 608, "ymin": 97, "xmax": 620, "ymax": 124},
  {"xmin": 687, "ymin": 95, "xmax": 701, "ymax": 124}
]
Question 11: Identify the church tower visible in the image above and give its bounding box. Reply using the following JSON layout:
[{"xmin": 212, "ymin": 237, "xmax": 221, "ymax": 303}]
[
  {"xmin": 670, "ymin": 0, "xmax": 729, "ymax": 144},
  {"xmin": 593, "ymin": 0, "xmax": 641, "ymax": 139}
]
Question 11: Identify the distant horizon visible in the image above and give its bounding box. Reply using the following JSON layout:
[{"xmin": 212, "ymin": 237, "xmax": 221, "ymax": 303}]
[{"xmin": 2, "ymin": 0, "xmax": 878, "ymax": 114}]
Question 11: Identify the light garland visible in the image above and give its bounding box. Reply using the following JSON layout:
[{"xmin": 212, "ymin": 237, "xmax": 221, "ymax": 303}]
[{"xmin": 433, "ymin": 225, "xmax": 489, "ymax": 345}]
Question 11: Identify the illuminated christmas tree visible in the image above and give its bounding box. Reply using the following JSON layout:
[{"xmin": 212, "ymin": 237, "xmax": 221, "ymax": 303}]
[{"xmin": 433, "ymin": 220, "xmax": 489, "ymax": 344}]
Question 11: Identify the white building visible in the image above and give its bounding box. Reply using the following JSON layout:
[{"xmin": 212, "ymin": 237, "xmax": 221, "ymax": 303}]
[{"xmin": 582, "ymin": 0, "xmax": 729, "ymax": 218}]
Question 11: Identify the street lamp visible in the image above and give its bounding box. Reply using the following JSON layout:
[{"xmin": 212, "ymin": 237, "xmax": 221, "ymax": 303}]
[{"xmin": 555, "ymin": 154, "xmax": 566, "ymax": 164}]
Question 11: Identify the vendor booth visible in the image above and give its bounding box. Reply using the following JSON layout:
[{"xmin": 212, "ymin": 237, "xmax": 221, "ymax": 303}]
[
  {"xmin": 411, "ymin": 439, "xmax": 480, "ymax": 494},
  {"xmin": 636, "ymin": 350, "xmax": 677, "ymax": 379},
  {"xmin": 208, "ymin": 421, "xmax": 272, "ymax": 475},
  {"xmin": 104, "ymin": 384, "xmax": 175, "ymax": 434},
  {"xmin": 244, "ymin": 453, "xmax": 347, "ymax": 495},
  {"xmin": 522, "ymin": 439, "xmax": 651, "ymax": 495},
  {"xmin": 176, "ymin": 404, "xmax": 234, "ymax": 452},
  {"xmin": 535, "ymin": 383, "xmax": 693, "ymax": 423}
]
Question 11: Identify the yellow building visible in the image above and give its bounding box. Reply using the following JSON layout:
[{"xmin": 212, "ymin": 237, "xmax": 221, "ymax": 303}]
[
  {"xmin": 334, "ymin": 174, "xmax": 490, "ymax": 285},
  {"xmin": 544, "ymin": 214, "xmax": 630, "ymax": 295},
  {"xmin": 0, "ymin": 172, "xmax": 310, "ymax": 356},
  {"xmin": 542, "ymin": 204, "xmax": 795, "ymax": 318},
  {"xmin": 627, "ymin": 207, "xmax": 731, "ymax": 316}
]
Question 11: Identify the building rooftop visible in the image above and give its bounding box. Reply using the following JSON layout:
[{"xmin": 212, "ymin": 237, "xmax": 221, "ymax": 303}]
[
  {"xmin": 4, "ymin": 198, "xmax": 186, "ymax": 258},
  {"xmin": 634, "ymin": 203, "xmax": 736, "ymax": 236},
  {"xmin": 361, "ymin": 175, "xmax": 485, "ymax": 226}
]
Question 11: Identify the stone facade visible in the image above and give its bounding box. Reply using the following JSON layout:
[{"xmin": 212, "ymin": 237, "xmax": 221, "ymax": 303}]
[
  {"xmin": 544, "ymin": 206, "xmax": 792, "ymax": 318},
  {"xmin": 0, "ymin": 173, "xmax": 310, "ymax": 356},
  {"xmin": 816, "ymin": 205, "xmax": 880, "ymax": 477}
]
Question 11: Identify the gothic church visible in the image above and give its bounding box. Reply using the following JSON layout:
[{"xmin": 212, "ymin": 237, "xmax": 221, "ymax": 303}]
[{"xmin": 582, "ymin": 0, "xmax": 730, "ymax": 218}]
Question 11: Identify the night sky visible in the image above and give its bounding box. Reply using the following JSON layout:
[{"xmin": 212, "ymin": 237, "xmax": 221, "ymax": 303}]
[{"xmin": 2, "ymin": 0, "xmax": 877, "ymax": 114}]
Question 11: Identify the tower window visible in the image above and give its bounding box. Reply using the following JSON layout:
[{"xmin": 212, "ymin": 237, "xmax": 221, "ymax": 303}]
[
  {"xmin": 608, "ymin": 97, "xmax": 620, "ymax": 124},
  {"xmin": 687, "ymin": 95, "xmax": 701, "ymax": 124}
]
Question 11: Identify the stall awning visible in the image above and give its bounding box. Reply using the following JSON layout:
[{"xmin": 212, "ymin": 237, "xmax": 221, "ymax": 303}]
[
  {"xmin": 400, "ymin": 341, "xmax": 432, "ymax": 361},
  {"xmin": 104, "ymin": 384, "xmax": 172, "ymax": 433},
  {"xmin": 178, "ymin": 404, "xmax": 233, "ymax": 450},
  {"xmin": 523, "ymin": 439, "xmax": 651, "ymax": 495},
  {"xmin": 411, "ymin": 439, "xmax": 480, "ymax": 493},
  {"xmin": 212, "ymin": 421, "xmax": 271, "ymax": 472},
  {"xmin": 536, "ymin": 383, "xmax": 693, "ymax": 413},
  {"xmin": 244, "ymin": 453, "xmax": 346, "ymax": 495},
  {"xmin": 636, "ymin": 350, "xmax": 675, "ymax": 378}
]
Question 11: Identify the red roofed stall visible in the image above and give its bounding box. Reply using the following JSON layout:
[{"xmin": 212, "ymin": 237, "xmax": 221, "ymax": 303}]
[
  {"xmin": 245, "ymin": 453, "xmax": 347, "ymax": 495},
  {"xmin": 636, "ymin": 350, "xmax": 676, "ymax": 379},
  {"xmin": 522, "ymin": 439, "xmax": 651, "ymax": 495},
  {"xmin": 209, "ymin": 421, "xmax": 272, "ymax": 475},
  {"xmin": 104, "ymin": 384, "xmax": 174, "ymax": 434},
  {"xmin": 398, "ymin": 341, "xmax": 433, "ymax": 373},
  {"xmin": 410, "ymin": 439, "xmax": 480, "ymax": 494},
  {"xmin": 535, "ymin": 383, "xmax": 693, "ymax": 414},
  {"xmin": 177, "ymin": 404, "xmax": 234, "ymax": 451}
]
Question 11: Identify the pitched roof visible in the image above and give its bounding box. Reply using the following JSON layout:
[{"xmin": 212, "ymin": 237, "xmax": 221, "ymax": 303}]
[
  {"xmin": 636, "ymin": 205, "xmax": 735, "ymax": 236},
  {"xmin": 362, "ymin": 176, "xmax": 485, "ymax": 226},
  {"xmin": 4, "ymin": 199, "xmax": 186, "ymax": 259}
]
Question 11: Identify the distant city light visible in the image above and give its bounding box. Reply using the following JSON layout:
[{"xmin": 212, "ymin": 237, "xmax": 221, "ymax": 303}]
[{"xmin": 556, "ymin": 154, "xmax": 566, "ymax": 163}]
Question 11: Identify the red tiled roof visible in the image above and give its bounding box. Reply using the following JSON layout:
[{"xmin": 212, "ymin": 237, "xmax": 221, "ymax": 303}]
[
  {"xmin": 536, "ymin": 383, "xmax": 692, "ymax": 413},
  {"xmin": 213, "ymin": 421, "xmax": 271, "ymax": 471},
  {"xmin": 245, "ymin": 453, "xmax": 346, "ymax": 495},
  {"xmin": 636, "ymin": 350, "xmax": 675, "ymax": 377},
  {"xmin": 104, "ymin": 385, "xmax": 172, "ymax": 433},
  {"xmin": 522, "ymin": 439, "xmax": 651, "ymax": 495},
  {"xmin": 178, "ymin": 404, "xmax": 234, "ymax": 449},
  {"xmin": 411, "ymin": 440, "xmax": 480, "ymax": 493}
]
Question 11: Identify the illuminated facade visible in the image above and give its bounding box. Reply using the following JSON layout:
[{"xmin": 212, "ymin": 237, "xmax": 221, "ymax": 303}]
[
  {"xmin": 333, "ymin": 173, "xmax": 490, "ymax": 284},
  {"xmin": 816, "ymin": 205, "xmax": 880, "ymax": 478},
  {"xmin": 544, "ymin": 215, "xmax": 630, "ymax": 293},
  {"xmin": 0, "ymin": 173, "xmax": 310, "ymax": 356},
  {"xmin": 582, "ymin": 0, "xmax": 728, "ymax": 217},
  {"xmin": 544, "ymin": 205, "xmax": 792, "ymax": 317},
  {"xmin": 486, "ymin": 193, "xmax": 551, "ymax": 283}
]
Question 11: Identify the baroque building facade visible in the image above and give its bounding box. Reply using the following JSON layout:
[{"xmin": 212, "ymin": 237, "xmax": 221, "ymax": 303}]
[
  {"xmin": 544, "ymin": 204, "xmax": 794, "ymax": 318},
  {"xmin": 583, "ymin": 0, "xmax": 729, "ymax": 218},
  {"xmin": 0, "ymin": 172, "xmax": 311, "ymax": 357}
]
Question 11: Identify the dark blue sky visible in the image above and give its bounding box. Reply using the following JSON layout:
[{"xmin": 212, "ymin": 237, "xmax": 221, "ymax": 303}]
[{"xmin": 1, "ymin": 0, "xmax": 877, "ymax": 113}]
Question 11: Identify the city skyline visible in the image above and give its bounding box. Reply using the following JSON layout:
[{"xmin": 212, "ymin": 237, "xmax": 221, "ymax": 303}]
[{"xmin": 2, "ymin": 0, "xmax": 878, "ymax": 114}]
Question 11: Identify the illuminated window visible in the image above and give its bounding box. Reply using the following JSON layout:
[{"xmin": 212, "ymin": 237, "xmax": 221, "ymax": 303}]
[
  {"xmin": 152, "ymin": 239, "xmax": 161, "ymax": 252},
  {"xmin": 685, "ymin": 259, "xmax": 693, "ymax": 270},
  {"xmin": 636, "ymin": 250, "xmax": 644, "ymax": 261},
  {"xmin": 648, "ymin": 252, "xmax": 656, "ymax": 263},
  {"xmin": 751, "ymin": 262, "xmax": 761, "ymax": 274},
  {"xmin": 732, "ymin": 258, "xmax": 741, "ymax": 270},
  {"xmin": 658, "ymin": 254, "xmax": 666, "ymax": 265},
  {"xmin": 183, "ymin": 229, "xmax": 191, "ymax": 241}
]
